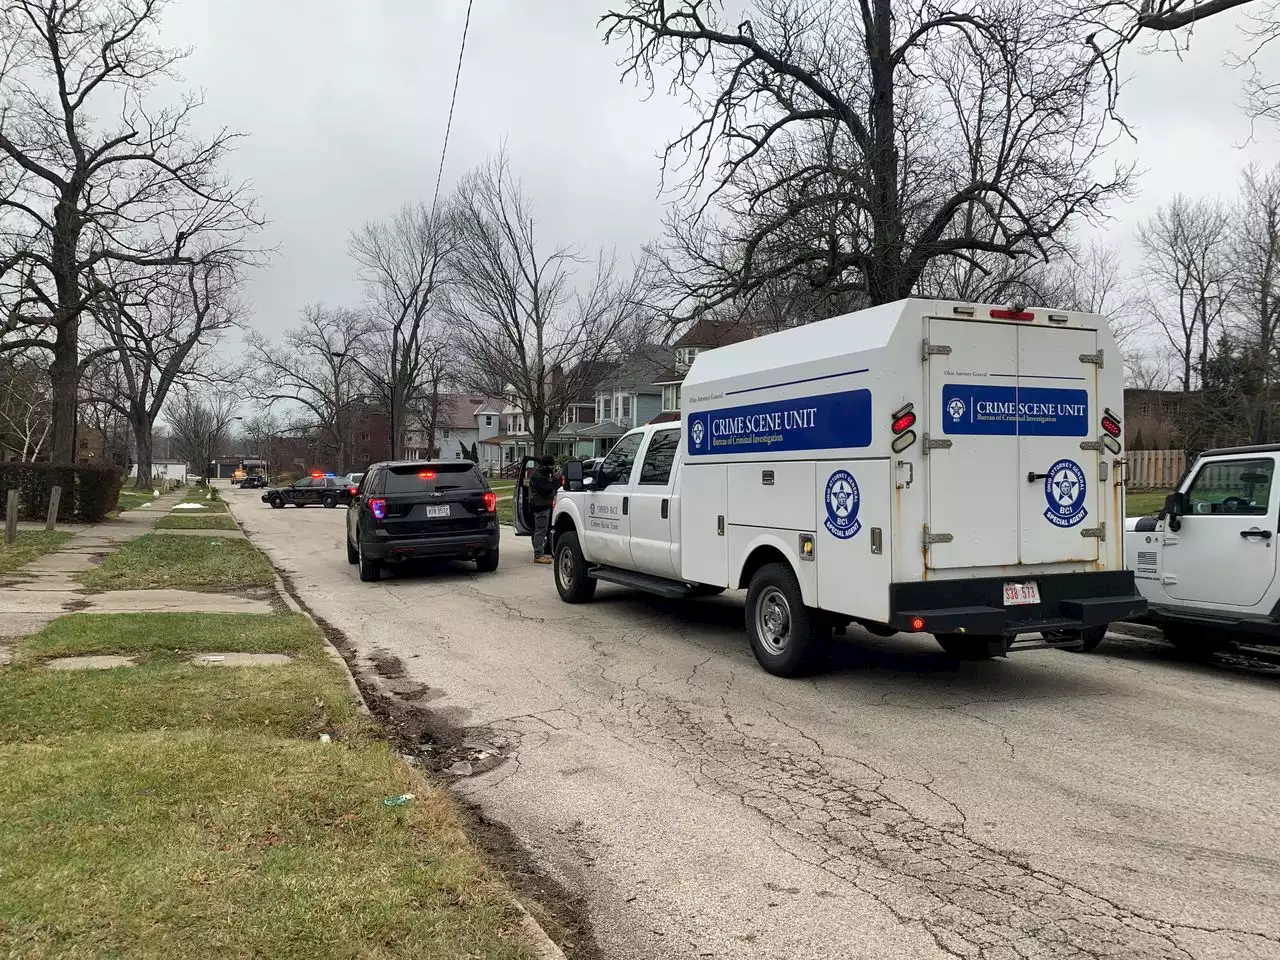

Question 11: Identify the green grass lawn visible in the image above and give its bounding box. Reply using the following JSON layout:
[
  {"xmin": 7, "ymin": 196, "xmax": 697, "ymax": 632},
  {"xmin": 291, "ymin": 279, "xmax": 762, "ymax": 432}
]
[
  {"xmin": 155, "ymin": 513, "xmax": 240, "ymax": 531},
  {"xmin": 80, "ymin": 534, "xmax": 275, "ymax": 592},
  {"xmin": 0, "ymin": 531, "xmax": 73, "ymax": 576},
  {"xmin": 0, "ymin": 612, "xmax": 535, "ymax": 959},
  {"xmin": 114, "ymin": 489, "xmax": 155, "ymax": 514},
  {"xmin": 496, "ymin": 498, "xmax": 515, "ymax": 527},
  {"xmin": 1127, "ymin": 490, "xmax": 1170, "ymax": 517}
]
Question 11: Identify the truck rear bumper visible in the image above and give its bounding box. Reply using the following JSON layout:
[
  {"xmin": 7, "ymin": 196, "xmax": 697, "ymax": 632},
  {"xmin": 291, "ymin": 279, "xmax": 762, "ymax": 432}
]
[{"xmin": 887, "ymin": 571, "xmax": 1147, "ymax": 638}]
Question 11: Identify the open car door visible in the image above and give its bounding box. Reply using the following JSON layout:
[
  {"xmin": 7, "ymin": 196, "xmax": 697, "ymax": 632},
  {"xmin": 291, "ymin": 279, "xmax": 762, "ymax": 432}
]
[{"xmin": 513, "ymin": 456, "xmax": 539, "ymax": 537}]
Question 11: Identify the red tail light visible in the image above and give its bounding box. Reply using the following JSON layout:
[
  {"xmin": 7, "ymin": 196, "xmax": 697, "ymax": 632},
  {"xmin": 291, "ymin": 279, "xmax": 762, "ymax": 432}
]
[
  {"xmin": 348, "ymin": 486, "xmax": 357, "ymax": 495},
  {"xmin": 891, "ymin": 411, "xmax": 916, "ymax": 434},
  {"xmin": 910, "ymin": 616, "xmax": 926, "ymax": 631},
  {"xmin": 369, "ymin": 498, "xmax": 387, "ymax": 520},
  {"xmin": 482, "ymin": 492, "xmax": 497, "ymax": 513},
  {"xmin": 990, "ymin": 308, "xmax": 1034, "ymax": 321}
]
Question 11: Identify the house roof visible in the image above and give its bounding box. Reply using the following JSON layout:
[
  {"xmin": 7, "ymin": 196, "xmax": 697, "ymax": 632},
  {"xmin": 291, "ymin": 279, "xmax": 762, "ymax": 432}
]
[
  {"xmin": 594, "ymin": 345, "xmax": 671, "ymax": 394},
  {"xmin": 648, "ymin": 411, "xmax": 681, "ymax": 425},
  {"xmin": 435, "ymin": 393, "xmax": 505, "ymax": 428},
  {"xmin": 673, "ymin": 317, "xmax": 760, "ymax": 350}
]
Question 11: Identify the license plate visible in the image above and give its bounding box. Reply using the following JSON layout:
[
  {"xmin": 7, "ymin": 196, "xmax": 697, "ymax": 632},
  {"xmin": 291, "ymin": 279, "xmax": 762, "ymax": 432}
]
[
  {"xmin": 425, "ymin": 505, "xmax": 450, "ymax": 518},
  {"xmin": 1003, "ymin": 582, "xmax": 1040, "ymax": 606}
]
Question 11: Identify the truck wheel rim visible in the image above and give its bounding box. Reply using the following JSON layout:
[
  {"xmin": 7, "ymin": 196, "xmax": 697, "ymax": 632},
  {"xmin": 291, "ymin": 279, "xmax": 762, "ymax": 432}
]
[
  {"xmin": 558, "ymin": 548, "xmax": 574, "ymax": 588},
  {"xmin": 756, "ymin": 587, "xmax": 792, "ymax": 655}
]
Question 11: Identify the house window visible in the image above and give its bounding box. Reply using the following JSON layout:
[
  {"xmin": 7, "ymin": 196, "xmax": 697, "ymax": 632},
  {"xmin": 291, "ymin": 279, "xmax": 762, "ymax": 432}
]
[
  {"xmin": 360, "ymin": 432, "xmax": 371, "ymax": 442},
  {"xmin": 662, "ymin": 384, "xmax": 682, "ymax": 411},
  {"xmin": 622, "ymin": 394, "xmax": 632, "ymax": 423},
  {"xmin": 443, "ymin": 429, "xmax": 450, "ymax": 439},
  {"xmin": 676, "ymin": 346, "xmax": 699, "ymax": 370},
  {"xmin": 485, "ymin": 415, "xmax": 493, "ymax": 426},
  {"xmin": 598, "ymin": 396, "xmax": 612, "ymax": 421}
]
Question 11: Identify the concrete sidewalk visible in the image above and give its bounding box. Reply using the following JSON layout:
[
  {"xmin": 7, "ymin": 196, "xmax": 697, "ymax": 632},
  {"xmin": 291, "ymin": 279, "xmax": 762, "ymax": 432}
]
[{"xmin": 1, "ymin": 492, "xmax": 272, "ymax": 640}]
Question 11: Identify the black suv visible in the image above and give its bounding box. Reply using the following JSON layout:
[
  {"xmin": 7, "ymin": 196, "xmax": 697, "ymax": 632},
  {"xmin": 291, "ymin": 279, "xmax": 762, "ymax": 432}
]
[
  {"xmin": 262, "ymin": 475, "xmax": 357, "ymax": 509},
  {"xmin": 239, "ymin": 475, "xmax": 268, "ymax": 489},
  {"xmin": 346, "ymin": 461, "xmax": 499, "ymax": 581}
]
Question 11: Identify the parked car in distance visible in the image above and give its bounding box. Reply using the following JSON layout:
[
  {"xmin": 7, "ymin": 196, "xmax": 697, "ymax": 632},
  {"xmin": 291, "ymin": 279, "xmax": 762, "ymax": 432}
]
[
  {"xmin": 239, "ymin": 475, "xmax": 268, "ymax": 489},
  {"xmin": 345, "ymin": 471, "xmax": 364, "ymax": 488},
  {"xmin": 346, "ymin": 461, "xmax": 499, "ymax": 582},
  {"xmin": 262, "ymin": 474, "xmax": 356, "ymax": 509}
]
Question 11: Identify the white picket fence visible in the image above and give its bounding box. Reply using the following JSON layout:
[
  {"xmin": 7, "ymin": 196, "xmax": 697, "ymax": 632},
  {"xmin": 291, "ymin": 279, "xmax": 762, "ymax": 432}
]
[{"xmin": 1127, "ymin": 450, "xmax": 1186, "ymax": 490}]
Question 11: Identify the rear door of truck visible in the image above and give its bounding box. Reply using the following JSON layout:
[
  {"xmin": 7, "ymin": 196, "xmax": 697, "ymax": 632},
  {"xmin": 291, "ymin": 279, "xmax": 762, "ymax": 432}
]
[{"xmin": 926, "ymin": 316, "xmax": 1099, "ymax": 569}]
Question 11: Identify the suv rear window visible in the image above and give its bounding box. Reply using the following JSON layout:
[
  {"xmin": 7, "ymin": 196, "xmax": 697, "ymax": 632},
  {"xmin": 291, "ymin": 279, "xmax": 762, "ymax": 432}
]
[{"xmin": 384, "ymin": 463, "xmax": 483, "ymax": 494}]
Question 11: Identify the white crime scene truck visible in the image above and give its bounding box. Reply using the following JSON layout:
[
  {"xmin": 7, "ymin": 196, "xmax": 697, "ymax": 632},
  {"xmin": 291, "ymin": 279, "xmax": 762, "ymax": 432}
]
[{"xmin": 526, "ymin": 297, "xmax": 1147, "ymax": 677}]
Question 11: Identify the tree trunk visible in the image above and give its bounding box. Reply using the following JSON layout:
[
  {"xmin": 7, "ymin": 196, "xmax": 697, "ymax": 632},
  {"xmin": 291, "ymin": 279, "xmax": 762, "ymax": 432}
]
[
  {"xmin": 132, "ymin": 411, "xmax": 154, "ymax": 490},
  {"xmin": 49, "ymin": 331, "xmax": 79, "ymax": 464}
]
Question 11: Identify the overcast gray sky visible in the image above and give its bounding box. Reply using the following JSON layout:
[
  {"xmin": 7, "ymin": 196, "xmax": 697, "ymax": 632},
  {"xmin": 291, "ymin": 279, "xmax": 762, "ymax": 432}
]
[{"xmin": 159, "ymin": 0, "xmax": 1280, "ymax": 338}]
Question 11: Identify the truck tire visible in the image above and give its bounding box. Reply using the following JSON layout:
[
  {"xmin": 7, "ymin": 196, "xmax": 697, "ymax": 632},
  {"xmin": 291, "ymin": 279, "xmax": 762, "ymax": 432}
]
[
  {"xmin": 553, "ymin": 531, "xmax": 596, "ymax": 603},
  {"xmin": 322, "ymin": 493, "xmax": 337, "ymax": 508},
  {"xmin": 745, "ymin": 563, "xmax": 828, "ymax": 677},
  {"xmin": 936, "ymin": 634, "xmax": 1001, "ymax": 660},
  {"xmin": 475, "ymin": 547, "xmax": 500, "ymax": 573},
  {"xmin": 346, "ymin": 537, "xmax": 359, "ymax": 565},
  {"xmin": 1049, "ymin": 624, "xmax": 1107, "ymax": 653},
  {"xmin": 269, "ymin": 495, "xmax": 283, "ymax": 509}
]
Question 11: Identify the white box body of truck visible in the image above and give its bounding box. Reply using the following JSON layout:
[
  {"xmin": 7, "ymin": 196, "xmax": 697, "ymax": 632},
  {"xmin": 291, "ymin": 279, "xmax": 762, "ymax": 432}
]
[{"xmin": 539, "ymin": 298, "xmax": 1146, "ymax": 675}]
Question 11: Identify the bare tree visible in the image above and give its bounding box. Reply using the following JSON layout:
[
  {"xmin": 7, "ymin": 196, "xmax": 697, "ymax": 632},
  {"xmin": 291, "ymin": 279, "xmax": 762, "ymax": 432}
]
[
  {"xmin": 1073, "ymin": 0, "xmax": 1277, "ymax": 122},
  {"xmin": 443, "ymin": 154, "xmax": 653, "ymax": 454},
  {"xmin": 85, "ymin": 259, "xmax": 241, "ymax": 489},
  {"xmin": 165, "ymin": 387, "xmax": 238, "ymax": 481},
  {"xmin": 604, "ymin": 0, "xmax": 1131, "ymax": 320},
  {"xmin": 348, "ymin": 202, "xmax": 454, "ymax": 459},
  {"xmin": 244, "ymin": 305, "xmax": 373, "ymax": 475},
  {"xmin": 0, "ymin": 0, "xmax": 261, "ymax": 463},
  {"xmin": 0, "ymin": 349, "xmax": 51, "ymax": 460},
  {"xmin": 1232, "ymin": 164, "xmax": 1280, "ymax": 381},
  {"xmin": 1136, "ymin": 195, "xmax": 1234, "ymax": 390}
]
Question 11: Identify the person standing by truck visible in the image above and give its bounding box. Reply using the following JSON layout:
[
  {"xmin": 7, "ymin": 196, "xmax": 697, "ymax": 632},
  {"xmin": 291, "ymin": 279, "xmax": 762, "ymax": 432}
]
[{"xmin": 529, "ymin": 455, "xmax": 558, "ymax": 564}]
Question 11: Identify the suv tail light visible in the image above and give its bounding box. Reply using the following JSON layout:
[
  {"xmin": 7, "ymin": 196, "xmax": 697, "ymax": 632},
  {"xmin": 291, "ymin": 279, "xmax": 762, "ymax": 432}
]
[
  {"xmin": 482, "ymin": 492, "xmax": 497, "ymax": 513},
  {"xmin": 369, "ymin": 498, "xmax": 387, "ymax": 520},
  {"xmin": 348, "ymin": 486, "xmax": 358, "ymax": 495}
]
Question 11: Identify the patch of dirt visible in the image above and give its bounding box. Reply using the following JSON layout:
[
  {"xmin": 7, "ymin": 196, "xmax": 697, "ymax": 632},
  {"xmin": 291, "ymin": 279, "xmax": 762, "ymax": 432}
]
[{"xmin": 275, "ymin": 569, "xmax": 601, "ymax": 960}]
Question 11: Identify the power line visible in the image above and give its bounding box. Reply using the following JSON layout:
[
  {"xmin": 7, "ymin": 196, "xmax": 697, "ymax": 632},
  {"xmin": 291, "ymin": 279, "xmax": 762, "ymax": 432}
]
[{"xmin": 429, "ymin": 0, "xmax": 475, "ymax": 225}]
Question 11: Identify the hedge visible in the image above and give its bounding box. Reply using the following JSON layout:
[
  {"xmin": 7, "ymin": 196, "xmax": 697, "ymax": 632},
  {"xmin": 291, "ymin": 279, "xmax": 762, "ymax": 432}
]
[{"xmin": 0, "ymin": 462, "xmax": 125, "ymax": 523}]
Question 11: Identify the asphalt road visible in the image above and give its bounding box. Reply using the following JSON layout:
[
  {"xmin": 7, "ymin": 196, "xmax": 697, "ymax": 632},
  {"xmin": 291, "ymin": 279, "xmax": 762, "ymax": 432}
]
[{"xmin": 228, "ymin": 487, "xmax": 1280, "ymax": 960}]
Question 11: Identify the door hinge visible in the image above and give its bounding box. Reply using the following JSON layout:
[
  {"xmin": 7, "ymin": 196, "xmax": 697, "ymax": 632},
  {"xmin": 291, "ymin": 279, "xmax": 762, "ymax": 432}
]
[
  {"xmin": 923, "ymin": 524, "xmax": 953, "ymax": 547},
  {"xmin": 922, "ymin": 434, "xmax": 952, "ymax": 455},
  {"xmin": 922, "ymin": 339, "xmax": 952, "ymax": 361},
  {"xmin": 1079, "ymin": 350, "xmax": 1104, "ymax": 367},
  {"xmin": 1080, "ymin": 522, "xmax": 1106, "ymax": 541}
]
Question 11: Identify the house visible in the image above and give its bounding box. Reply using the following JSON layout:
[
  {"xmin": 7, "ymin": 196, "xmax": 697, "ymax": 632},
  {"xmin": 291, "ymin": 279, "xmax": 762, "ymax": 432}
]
[
  {"xmin": 653, "ymin": 317, "xmax": 762, "ymax": 414},
  {"xmin": 129, "ymin": 459, "xmax": 187, "ymax": 482},
  {"xmin": 405, "ymin": 394, "xmax": 504, "ymax": 469}
]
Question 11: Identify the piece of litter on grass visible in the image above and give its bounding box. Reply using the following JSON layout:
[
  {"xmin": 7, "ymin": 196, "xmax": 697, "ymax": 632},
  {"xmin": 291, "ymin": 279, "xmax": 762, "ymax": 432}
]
[
  {"xmin": 446, "ymin": 760, "xmax": 473, "ymax": 776},
  {"xmin": 382, "ymin": 793, "xmax": 415, "ymax": 806},
  {"xmin": 319, "ymin": 733, "xmax": 332, "ymax": 743},
  {"xmin": 201, "ymin": 655, "xmax": 226, "ymax": 663}
]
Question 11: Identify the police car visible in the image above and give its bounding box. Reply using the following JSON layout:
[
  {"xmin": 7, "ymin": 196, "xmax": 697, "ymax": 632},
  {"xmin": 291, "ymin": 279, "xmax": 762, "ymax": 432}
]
[{"xmin": 533, "ymin": 298, "xmax": 1145, "ymax": 677}]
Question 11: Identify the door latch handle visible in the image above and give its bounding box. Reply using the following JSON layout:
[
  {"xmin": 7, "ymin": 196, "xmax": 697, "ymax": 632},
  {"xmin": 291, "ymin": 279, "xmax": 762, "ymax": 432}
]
[
  {"xmin": 661, "ymin": 498, "xmax": 669, "ymax": 519},
  {"xmin": 1027, "ymin": 472, "xmax": 1049, "ymax": 482},
  {"xmin": 622, "ymin": 496, "xmax": 629, "ymax": 515},
  {"xmin": 1240, "ymin": 528, "xmax": 1272, "ymax": 539}
]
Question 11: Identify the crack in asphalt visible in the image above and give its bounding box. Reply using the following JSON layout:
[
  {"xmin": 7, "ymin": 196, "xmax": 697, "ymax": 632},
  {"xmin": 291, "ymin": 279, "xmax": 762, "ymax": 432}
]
[{"xmin": 527, "ymin": 633, "xmax": 1280, "ymax": 960}]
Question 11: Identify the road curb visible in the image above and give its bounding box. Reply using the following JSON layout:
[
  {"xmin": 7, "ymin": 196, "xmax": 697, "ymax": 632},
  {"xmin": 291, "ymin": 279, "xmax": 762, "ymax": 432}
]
[{"xmin": 224, "ymin": 492, "xmax": 568, "ymax": 960}]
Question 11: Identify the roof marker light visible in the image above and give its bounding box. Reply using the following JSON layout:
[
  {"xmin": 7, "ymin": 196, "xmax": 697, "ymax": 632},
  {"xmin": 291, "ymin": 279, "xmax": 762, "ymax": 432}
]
[
  {"xmin": 1047, "ymin": 313, "xmax": 1069, "ymax": 323},
  {"xmin": 418, "ymin": 470, "xmax": 437, "ymax": 480},
  {"xmin": 952, "ymin": 305, "xmax": 976, "ymax": 317}
]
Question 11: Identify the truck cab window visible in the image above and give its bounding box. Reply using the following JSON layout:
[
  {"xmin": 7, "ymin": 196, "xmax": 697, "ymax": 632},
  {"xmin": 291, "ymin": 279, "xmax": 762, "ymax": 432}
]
[
  {"xmin": 1185, "ymin": 459, "xmax": 1274, "ymax": 516},
  {"xmin": 638, "ymin": 429, "xmax": 679, "ymax": 485},
  {"xmin": 600, "ymin": 432, "xmax": 642, "ymax": 483}
]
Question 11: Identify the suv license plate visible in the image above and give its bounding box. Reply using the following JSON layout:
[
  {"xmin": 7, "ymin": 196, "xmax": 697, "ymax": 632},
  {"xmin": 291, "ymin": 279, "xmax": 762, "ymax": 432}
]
[
  {"xmin": 425, "ymin": 505, "xmax": 450, "ymax": 518},
  {"xmin": 1003, "ymin": 582, "xmax": 1040, "ymax": 606}
]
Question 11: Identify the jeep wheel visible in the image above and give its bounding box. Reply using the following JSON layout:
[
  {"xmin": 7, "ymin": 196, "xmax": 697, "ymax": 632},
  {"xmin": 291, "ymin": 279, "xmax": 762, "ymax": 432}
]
[
  {"xmin": 357, "ymin": 539, "xmax": 380, "ymax": 583},
  {"xmin": 745, "ymin": 562, "xmax": 828, "ymax": 677},
  {"xmin": 553, "ymin": 531, "xmax": 596, "ymax": 603}
]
